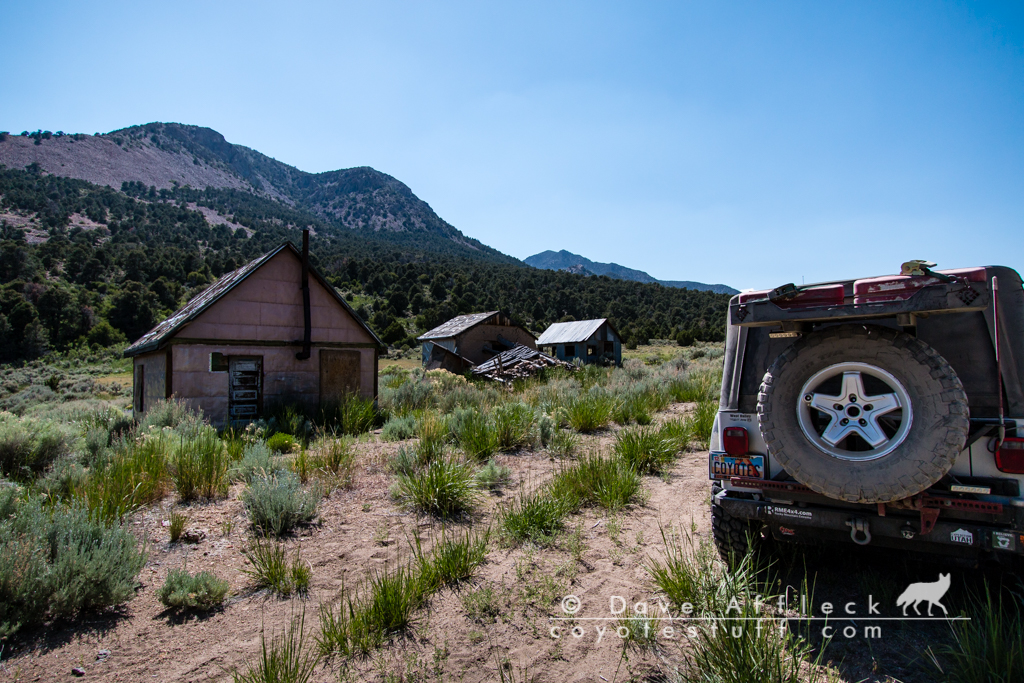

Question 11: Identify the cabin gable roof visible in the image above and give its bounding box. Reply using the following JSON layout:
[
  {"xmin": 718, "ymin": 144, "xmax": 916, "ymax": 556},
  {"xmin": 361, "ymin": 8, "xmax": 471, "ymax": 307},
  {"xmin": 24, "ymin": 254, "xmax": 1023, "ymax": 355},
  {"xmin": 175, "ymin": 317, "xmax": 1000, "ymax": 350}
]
[{"xmin": 124, "ymin": 242, "xmax": 382, "ymax": 357}]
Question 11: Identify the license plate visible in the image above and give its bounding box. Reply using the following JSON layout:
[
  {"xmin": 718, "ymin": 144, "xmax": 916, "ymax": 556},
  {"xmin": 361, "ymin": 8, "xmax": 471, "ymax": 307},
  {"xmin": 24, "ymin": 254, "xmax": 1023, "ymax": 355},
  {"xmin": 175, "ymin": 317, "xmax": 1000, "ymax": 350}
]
[{"xmin": 709, "ymin": 452, "xmax": 766, "ymax": 480}]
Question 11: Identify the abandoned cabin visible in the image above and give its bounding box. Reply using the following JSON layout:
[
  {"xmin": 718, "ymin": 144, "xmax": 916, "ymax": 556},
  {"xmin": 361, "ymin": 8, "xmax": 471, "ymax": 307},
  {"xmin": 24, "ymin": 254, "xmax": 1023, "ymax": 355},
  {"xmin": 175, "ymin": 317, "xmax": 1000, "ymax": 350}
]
[
  {"xmin": 537, "ymin": 318, "xmax": 622, "ymax": 366},
  {"xmin": 124, "ymin": 233, "xmax": 384, "ymax": 429},
  {"xmin": 417, "ymin": 311, "xmax": 536, "ymax": 371}
]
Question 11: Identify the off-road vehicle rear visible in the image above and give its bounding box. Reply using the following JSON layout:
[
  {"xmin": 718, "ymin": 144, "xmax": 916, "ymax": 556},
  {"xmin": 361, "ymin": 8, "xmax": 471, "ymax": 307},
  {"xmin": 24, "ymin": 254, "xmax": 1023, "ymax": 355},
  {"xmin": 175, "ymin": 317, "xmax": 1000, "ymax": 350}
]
[{"xmin": 709, "ymin": 263, "xmax": 1024, "ymax": 566}]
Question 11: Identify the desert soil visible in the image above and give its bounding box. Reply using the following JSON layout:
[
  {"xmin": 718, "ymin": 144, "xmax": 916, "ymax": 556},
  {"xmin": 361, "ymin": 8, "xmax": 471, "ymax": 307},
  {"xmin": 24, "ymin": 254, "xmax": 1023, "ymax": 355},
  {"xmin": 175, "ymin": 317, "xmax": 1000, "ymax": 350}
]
[{"xmin": 0, "ymin": 403, "xmax": 969, "ymax": 683}]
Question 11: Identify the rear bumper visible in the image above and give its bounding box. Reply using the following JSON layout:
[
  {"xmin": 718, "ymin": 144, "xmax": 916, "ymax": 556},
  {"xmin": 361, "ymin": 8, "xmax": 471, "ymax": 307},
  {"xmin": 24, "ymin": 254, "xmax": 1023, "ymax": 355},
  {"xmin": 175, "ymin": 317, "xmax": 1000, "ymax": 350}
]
[{"xmin": 718, "ymin": 493, "xmax": 1024, "ymax": 559}]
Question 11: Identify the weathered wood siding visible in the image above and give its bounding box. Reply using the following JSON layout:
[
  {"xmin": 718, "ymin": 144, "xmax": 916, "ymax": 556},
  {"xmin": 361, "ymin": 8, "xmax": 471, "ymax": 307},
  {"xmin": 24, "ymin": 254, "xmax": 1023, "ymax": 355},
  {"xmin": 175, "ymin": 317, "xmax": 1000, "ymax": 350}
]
[
  {"xmin": 132, "ymin": 351, "xmax": 167, "ymax": 416},
  {"xmin": 454, "ymin": 324, "xmax": 537, "ymax": 365},
  {"xmin": 141, "ymin": 248, "xmax": 378, "ymax": 427},
  {"xmin": 544, "ymin": 323, "xmax": 621, "ymax": 366},
  {"xmin": 179, "ymin": 249, "xmax": 374, "ymax": 345},
  {"xmin": 170, "ymin": 344, "xmax": 376, "ymax": 427}
]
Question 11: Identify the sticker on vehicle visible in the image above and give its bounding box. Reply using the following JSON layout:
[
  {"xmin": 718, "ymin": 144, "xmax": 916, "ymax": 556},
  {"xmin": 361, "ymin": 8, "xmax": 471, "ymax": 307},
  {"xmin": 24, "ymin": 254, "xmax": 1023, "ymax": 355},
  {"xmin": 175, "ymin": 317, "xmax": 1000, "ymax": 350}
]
[
  {"xmin": 778, "ymin": 526, "xmax": 797, "ymax": 536},
  {"xmin": 950, "ymin": 528, "xmax": 974, "ymax": 545},
  {"xmin": 766, "ymin": 505, "xmax": 812, "ymax": 521},
  {"xmin": 709, "ymin": 452, "xmax": 765, "ymax": 480},
  {"xmin": 992, "ymin": 531, "xmax": 1015, "ymax": 551}
]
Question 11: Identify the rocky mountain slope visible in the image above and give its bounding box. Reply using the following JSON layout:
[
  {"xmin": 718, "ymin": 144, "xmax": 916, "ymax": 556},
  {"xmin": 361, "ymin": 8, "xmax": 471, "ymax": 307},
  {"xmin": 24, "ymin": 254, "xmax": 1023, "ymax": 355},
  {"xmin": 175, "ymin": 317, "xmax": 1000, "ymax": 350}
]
[
  {"xmin": 0, "ymin": 124, "xmax": 502, "ymax": 259},
  {"xmin": 525, "ymin": 249, "xmax": 737, "ymax": 294}
]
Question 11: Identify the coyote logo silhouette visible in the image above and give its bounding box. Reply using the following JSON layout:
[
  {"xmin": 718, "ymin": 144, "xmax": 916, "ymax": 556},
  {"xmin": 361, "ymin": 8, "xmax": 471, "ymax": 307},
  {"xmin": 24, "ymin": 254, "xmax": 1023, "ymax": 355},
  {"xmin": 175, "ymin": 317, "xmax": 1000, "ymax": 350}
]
[{"xmin": 896, "ymin": 573, "xmax": 950, "ymax": 616}]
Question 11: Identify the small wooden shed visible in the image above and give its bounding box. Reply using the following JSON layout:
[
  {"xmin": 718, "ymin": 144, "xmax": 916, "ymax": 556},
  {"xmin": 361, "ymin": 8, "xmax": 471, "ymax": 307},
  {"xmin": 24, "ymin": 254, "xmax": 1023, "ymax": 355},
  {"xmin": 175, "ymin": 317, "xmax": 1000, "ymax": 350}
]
[
  {"xmin": 417, "ymin": 311, "xmax": 536, "ymax": 367},
  {"xmin": 537, "ymin": 318, "xmax": 622, "ymax": 366},
  {"xmin": 124, "ymin": 235, "xmax": 384, "ymax": 428}
]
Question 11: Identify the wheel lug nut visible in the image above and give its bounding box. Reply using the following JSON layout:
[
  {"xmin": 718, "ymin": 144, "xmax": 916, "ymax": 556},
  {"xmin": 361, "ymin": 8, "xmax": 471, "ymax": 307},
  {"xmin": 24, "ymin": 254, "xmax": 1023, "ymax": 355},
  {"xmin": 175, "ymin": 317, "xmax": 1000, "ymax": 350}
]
[
  {"xmin": 833, "ymin": 404, "xmax": 843, "ymax": 411},
  {"xmin": 849, "ymin": 396, "xmax": 857, "ymax": 403},
  {"xmin": 841, "ymin": 418, "xmax": 849, "ymax": 426},
  {"xmin": 804, "ymin": 394, "xmax": 813, "ymax": 402},
  {"xmin": 859, "ymin": 418, "xmax": 867, "ymax": 426},
  {"xmin": 864, "ymin": 404, "xmax": 873, "ymax": 411}
]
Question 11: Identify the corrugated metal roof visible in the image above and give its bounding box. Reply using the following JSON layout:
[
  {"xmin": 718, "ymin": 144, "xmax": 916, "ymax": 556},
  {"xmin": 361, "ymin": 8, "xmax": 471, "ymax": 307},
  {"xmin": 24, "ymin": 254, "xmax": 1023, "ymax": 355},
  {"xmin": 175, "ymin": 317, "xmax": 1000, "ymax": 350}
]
[
  {"xmin": 124, "ymin": 242, "xmax": 383, "ymax": 357},
  {"xmin": 536, "ymin": 319, "xmax": 608, "ymax": 345},
  {"xmin": 417, "ymin": 311, "xmax": 499, "ymax": 341}
]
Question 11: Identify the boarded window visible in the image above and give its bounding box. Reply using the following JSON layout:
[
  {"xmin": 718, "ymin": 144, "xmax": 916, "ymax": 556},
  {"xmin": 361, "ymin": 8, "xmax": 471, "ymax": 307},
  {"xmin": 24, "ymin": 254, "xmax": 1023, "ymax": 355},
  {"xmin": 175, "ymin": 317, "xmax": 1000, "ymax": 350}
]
[
  {"xmin": 134, "ymin": 363, "xmax": 145, "ymax": 414},
  {"xmin": 320, "ymin": 349, "xmax": 362, "ymax": 405},
  {"xmin": 229, "ymin": 357, "xmax": 263, "ymax": 428},
  {"xmin": 565, "ymin": 344, "xmax": 576, "ymax": 357},
  {"xmin": 210, "ymin": 352, "xmax": 229, "ymax": 372}
]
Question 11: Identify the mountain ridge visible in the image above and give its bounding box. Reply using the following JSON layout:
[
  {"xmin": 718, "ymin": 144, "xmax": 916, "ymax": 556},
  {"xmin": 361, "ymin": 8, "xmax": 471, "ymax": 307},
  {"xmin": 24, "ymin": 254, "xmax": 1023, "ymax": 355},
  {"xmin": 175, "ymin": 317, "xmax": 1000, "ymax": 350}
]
[
  {"xmin": 0, "ymin": 123, "xmax": 509, "ymax": 262},
  {"xmin": 524, "ymin": 249, "xmax": 737, "ymax": 294}
]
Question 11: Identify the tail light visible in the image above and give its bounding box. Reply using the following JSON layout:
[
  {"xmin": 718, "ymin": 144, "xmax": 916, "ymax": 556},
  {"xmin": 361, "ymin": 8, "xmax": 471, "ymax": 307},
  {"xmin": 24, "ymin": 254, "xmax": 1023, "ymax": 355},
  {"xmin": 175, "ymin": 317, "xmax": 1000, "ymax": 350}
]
[
  {"xmin": 996, "ymin": 438, "xmax": 1024, "ymax": 474},
  {"xmin": 723, "ymin": 427, "xmax": 749, "ymax": 456}
]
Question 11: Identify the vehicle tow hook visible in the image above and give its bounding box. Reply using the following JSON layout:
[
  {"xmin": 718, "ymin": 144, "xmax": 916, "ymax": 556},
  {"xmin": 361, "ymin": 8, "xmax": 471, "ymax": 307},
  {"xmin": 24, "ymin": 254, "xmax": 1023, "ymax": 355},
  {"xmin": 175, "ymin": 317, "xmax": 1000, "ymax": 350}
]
[{"xmin": 846, "ymin": 518, "xmax": 872, "ymax": 546}]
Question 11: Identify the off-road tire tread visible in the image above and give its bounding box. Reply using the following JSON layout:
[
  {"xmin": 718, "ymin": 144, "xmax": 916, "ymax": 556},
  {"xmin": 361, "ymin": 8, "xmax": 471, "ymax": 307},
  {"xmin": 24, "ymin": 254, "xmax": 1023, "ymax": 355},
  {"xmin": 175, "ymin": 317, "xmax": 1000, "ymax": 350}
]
[
  {"xmin": 711, "ymin": 496, "xmax": 751, "ymax": 566},
  {"xmin": 757, "ymin": 325, "xmax": 969, "ymax": 503}
]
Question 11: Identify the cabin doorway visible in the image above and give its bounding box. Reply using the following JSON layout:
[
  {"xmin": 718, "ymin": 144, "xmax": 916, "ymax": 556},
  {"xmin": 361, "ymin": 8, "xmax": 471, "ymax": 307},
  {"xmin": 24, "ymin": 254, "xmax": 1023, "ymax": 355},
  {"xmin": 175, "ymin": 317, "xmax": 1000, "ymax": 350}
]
[
  {"xmin": 229, "ymin": 356, "xmax": 263, "ymax": 428},
  {"xmin": 320, "ymin": 349, "xmax": 362, "ymax": 405}
]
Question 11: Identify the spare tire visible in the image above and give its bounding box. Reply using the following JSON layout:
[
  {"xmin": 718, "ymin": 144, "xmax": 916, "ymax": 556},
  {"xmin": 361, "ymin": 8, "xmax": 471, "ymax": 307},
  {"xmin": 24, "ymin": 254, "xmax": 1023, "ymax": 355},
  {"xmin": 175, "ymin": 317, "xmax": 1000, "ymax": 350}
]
[{"xmin": 757, "ymin": 325, "xmax": 969, "ymax": 503}]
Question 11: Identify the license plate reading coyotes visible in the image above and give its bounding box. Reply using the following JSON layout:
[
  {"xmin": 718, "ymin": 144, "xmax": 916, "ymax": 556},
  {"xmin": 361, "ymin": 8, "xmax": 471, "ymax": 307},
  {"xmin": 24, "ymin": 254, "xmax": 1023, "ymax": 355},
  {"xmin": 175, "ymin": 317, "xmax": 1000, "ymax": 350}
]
[{"xmin": 709, "ymin": 453, "xmax": 765, "ymax": 480}]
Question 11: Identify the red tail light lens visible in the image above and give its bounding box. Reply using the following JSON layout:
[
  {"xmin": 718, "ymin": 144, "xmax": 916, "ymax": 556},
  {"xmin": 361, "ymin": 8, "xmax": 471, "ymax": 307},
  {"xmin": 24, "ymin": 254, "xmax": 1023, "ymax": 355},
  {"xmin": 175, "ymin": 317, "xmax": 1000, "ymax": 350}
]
[
  {"xmin": 996, "ymin": 438, "xmax": 1024, "ymax": 474},
  {"xmin": 723, "ymin": 427, "xmax": 749, "ymax": 456}
]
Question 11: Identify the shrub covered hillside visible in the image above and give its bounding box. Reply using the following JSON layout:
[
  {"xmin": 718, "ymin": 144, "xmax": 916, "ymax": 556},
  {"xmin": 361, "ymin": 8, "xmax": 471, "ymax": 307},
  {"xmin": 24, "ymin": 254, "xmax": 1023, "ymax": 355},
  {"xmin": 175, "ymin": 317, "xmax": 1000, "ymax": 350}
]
[{"xmin": 0, "ymin": 164, "xmax": 729, "ymax": 362}]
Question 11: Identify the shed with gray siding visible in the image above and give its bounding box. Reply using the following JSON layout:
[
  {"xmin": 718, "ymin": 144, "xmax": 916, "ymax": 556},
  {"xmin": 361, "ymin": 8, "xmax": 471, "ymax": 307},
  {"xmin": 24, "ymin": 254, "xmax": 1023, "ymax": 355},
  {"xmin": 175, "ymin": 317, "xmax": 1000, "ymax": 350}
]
[
  {"xmin": 417, "ymin": 311, "xmax": 536, "ymax": 367},
  {"xmin": 536, "ymin": 318, "xmax": 622, "ymax": 366},
  {"xmin": 124, "ymin": 239, "xmax": 384, "ymax": 429}
]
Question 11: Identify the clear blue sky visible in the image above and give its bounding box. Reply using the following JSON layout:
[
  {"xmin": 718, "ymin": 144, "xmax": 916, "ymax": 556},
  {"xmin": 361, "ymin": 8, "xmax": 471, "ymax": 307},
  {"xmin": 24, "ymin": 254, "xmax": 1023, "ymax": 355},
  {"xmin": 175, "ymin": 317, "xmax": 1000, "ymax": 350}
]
[{"xmin": 2, "ymin": 1, "xmax": 1022, "ymax": 289}]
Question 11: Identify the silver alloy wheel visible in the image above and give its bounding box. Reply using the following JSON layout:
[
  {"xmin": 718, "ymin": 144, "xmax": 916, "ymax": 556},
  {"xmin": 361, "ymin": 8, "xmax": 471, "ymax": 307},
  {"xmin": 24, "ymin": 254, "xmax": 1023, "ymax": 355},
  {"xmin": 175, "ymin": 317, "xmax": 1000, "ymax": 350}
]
[{"xmin": 796, "ymin": 362, "xmax": 913, "ymax": 461}]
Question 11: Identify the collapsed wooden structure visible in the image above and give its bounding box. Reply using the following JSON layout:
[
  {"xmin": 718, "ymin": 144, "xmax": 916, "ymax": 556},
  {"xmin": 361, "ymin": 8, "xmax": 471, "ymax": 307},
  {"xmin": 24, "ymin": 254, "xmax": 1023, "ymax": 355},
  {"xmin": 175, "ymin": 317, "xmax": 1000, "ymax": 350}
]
[{"xmin": 471, "ymin": 344, "xmax": 574, "ymax": 383}]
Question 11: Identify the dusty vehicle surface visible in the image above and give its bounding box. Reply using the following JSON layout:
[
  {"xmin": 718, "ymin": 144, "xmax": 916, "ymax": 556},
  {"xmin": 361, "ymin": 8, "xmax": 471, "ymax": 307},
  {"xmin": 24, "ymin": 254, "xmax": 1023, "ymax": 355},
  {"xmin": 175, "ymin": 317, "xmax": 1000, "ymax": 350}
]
[{"xmin": 709, "ymin": 263, "xmax": 1024, "ymax": 566}]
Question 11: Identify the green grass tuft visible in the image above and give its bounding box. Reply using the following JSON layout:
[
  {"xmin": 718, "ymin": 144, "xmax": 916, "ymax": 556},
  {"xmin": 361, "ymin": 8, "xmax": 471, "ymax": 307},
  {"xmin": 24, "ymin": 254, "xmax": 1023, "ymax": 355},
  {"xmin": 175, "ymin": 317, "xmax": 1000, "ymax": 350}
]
[
  {"xmin": 241, "ymin": 536, "xmax": 311, "ymax": 597},
  {"xmin": 613, "ymin": 426, "xmax": 678, "ymax": 474},
  {"xmin": 499, "ymin": 489, "xmax": 569, "ymax": 545},
  {"xmin": 266, "ymin": 432, "xmax": 297, "ymax": 454},
  {"xmin": 172, "ymin": 427, "xmax": 229, "ymax": 501},
  {"xmin": 493, "ymin": 402, "xmax": 536, "ymax": 452},
  {"xmin": 547, "ymin": 428, "xmax": 579, "ymax": 458},
  {"xmin": 168, "ymin": 511, "xmax": 188, "ymax": 543},
  {"xmin": 686, "ymin": 400, "xmax": 717, "ymax": 449},
  {"xmin": 549, "ymin": 452, "xmax": 641, "ymax": 511},
  {"xmin": 564, "ymin": 392, "xmax": 614, "ymax": 432},
  {"xmin": 934, "ymin": 582, "xmax": 1024, "ymax": 683},
  {"xmin": 415, "ymin": 528, "xmax": 490, "ymax": 590},
  {"xmin": 393, "ymin": 456, "xmax": 479, "ymax": 518},
  {"xmin": 451, "ymin": 409, "xmax": 499, "ymax": 460},
  {"xmin": 157, "ymin": 568, "xmax": 229, "ymax": 611},
  {"xmin": 234, "ymin": 610, "xmax": 321, "ymax": 683},
  {"xmin": 475, "ymin": 459, "xmax": 511, "ymax": 490}
]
